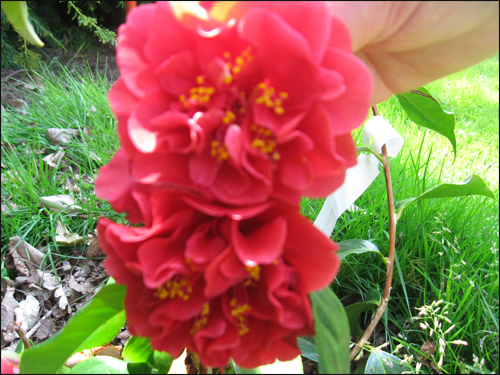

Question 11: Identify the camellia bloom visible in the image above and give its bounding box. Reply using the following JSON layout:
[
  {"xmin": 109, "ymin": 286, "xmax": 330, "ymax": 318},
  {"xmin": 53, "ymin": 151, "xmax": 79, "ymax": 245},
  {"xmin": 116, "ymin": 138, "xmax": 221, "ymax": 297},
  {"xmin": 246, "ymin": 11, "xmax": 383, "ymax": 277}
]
[
  {"xmin": 1, "ymin": 351, "xmax": 20, "ymax": 374},
  {"xmin": 98, "ymin": 189, "xmax": 339, "ymax": 368},
  {"xmin": 106, "ymin": 1, "xmax": 372, "ymax": 207},
  {"xmin": 96, "ymin": 0, "xmax": 373, "ymax": 368}
]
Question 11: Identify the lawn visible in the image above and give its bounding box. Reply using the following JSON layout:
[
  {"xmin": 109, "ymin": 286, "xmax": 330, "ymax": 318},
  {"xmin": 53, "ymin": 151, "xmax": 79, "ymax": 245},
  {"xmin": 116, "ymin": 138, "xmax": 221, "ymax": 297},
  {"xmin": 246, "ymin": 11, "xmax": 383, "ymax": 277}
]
[{"xmin": 1, "ymin": 52, "xmax": 498, "ymax": 374}]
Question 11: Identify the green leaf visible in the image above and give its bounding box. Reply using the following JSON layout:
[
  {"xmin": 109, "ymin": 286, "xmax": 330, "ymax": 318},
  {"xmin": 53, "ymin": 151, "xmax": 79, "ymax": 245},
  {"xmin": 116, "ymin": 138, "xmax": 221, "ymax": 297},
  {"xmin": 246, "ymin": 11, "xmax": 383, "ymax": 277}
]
[
  {"xmin": 311, "ymin": 288, "xmax": 350, "ymax": 374},
  {"xmin": 122, "ymin": 336, "xmax": 173, "ymax": 373},
  {"xmin": 337, "ymin": 240, "xmax": 387, "ymax": 264},
  {"xmin": 364, "ymin": 350, "xmax": 410, "ymax": 374},
  {"xmin": 56, "ymin": 365, "xmax": 72, "ymax": 374},
  {"xmin": 123, "ymin": 336, "xmax": 154, "ymax": 364},
  {"xmin": 297, "ymin": 337, "xmax": 319, "ymax": 362},
  {"xmin": 396, "ymin": 174, "xmax": 495, "ymax": 215},
  {"xmin": 1, "ymin": 1, "xmax": 44, "ymax": 47},
  {"xmin": 20, "ymin": 284, "xmax": 126, "ymax": 374},
  {"xmin": 69, "ymin": 356, "xmax": 129, "ymax": 374},
  {"xmin": 344, "ymin": 289, "xmax": 381, "ymax": 337},
  {"xmin": 152, "ymin": 351, "xmax": 174, "ymax": 374},
  {"xmin": 15, "ymin": 338, "xmax": 34, "ymax": 354},
  {"xmin": 395, "ymin": 86, "xmax": 456, "ymax": 156},
  {"xmin": 127, "ymin": 362, "xmax": 154, "ymax": 374}
]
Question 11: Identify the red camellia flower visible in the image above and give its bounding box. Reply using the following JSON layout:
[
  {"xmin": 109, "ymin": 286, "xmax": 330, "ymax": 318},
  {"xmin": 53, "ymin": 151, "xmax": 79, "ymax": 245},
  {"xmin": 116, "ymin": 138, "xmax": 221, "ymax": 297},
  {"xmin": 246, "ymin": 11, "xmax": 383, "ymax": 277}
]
[
  {"xmin": 104, "ymin": 1, "xmax": 372, "ymax": 207},
  {"xmin": 98, "ymin": 189, "xmax": 339, "ymax": 368},
  {"xmin": 1, "ymin": 351, "xmax": 20, "ymax": 374},
  {"xmin": 96, "ymin": 0, "xmax": 373, "ymax": 368}
]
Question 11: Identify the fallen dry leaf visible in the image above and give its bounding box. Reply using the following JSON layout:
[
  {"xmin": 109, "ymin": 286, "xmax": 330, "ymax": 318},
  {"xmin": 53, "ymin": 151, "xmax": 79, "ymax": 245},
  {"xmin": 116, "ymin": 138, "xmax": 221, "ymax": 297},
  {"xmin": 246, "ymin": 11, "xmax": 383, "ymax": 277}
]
[
  {"xmin": 419, "ymin": 341, "xmax": 439, "ymax": 371},
  {"xmin": 421, "ymin": 340, "xmax": 436, "ymax": 355},
  {"xmin": 39, "ymin": 194, "xmax": 83, "ymax": 214},
  {"xmin": 46, "ymin": 128, "xmax": 80, "ymax": 145},
  {"xmin": 117, "ymin": 330, "xmax": 131, "ymax": 346},
  {"xmin": 14, "ymin": 295, "xmax": 40, "ymax": 332},
  {"xmin": 1, "ymin": 287, "xmax": 19, "ymax": 336},
  {"xmin": 43, "ymin": 150, "xmax": 65, "ymax": 169},
  {"xmin": 67, "ymin": 274, "xmax": 94, "ymax": 295},
  {"xmin": 54, "ymin": 285, "xmax": 70, "ymax": 313},
  {"xmin": 55, "ymin": 221, "xmax": 83, "ymax": 246},
  {"xmin": 65, "ymin": 350, "xmax": 92, "ymax": 368},
  {"xmin": 36, "ymin": 270, "xmax": 59, "ymax": 291},
  {"xmin": 94, "ymin": 345, "xmax": 122, "ymax": 358},
  {"xmin": 9, "ymin": 236, "xmax": 45, "ymax": 267},
  {"xmin": 84, "ymin": 237, "xmax": 105, "ymax": 258},
  {"xmin": 33, "ymin": 319, "xmax": 55, "ymax": 341}
]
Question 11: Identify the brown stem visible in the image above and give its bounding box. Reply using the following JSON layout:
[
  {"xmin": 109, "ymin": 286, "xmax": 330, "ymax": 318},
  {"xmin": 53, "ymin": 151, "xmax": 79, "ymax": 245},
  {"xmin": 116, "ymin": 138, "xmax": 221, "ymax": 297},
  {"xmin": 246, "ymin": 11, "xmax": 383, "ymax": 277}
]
[
  {"xmin": 372, "ymin": 106, "xmax": 379, "ymax": 116},
  {"xmin": 13, "ymin": 323, "xmax": 31, "ymax": 349},
  {"xmin": 349, "ymin": 110, "xmax": 397, "ymax": 361}
]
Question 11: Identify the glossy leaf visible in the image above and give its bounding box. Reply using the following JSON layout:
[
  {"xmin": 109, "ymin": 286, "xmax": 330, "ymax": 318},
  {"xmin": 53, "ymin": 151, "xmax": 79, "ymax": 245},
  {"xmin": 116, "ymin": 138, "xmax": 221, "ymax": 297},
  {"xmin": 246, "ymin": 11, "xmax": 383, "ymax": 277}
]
[
  {"xmin": 69, "ymin": 356, "xmax": 128, "ymax": 374},
  {"xmin": 1, "ymin": 1, "xmax": 44, "ymax": 47},
  {"xmin": 127, "ymin": 362, "xmax": 154, "ymax": 374},
  {"xmin": 20, "ymin": 284, "xmax": 126, "ymax": 374},
  {"xmin": 364, "ymin": 350, "xmax": 410, "ymax": 374},
  {"xmin": 122, "ymin": 336, "xmax": 154, "ymax": 364},
  {"xmin": 396, "ymin": 174, "xmax": 495, "ymax": 216},
  {"xmin": 152, "ymin": 351, "xmax": 174, "ymax": 374},
  {"xmin": 297, "ymin": 337, "xmax": 319, "ymax": 362},
  {"xmin": 344, "ymin": 289, "xmax": 381, "ymax": 337},
  {"xmin": 311, "ymin": 287, "xmax": 350, "ymax": 374},
  {"xmin": 395, "ymin": 86, "xmax": 456, "ymax": 156},
  {"xmin": 337, "ymin": 239, "xmax": 386, "ymax": 264},
  {"xmin": 15, "ymin": 338, "xmax": 34, "ymax": 354},
  {"xmin": 122, "ymin": 336, "xmax": 173, "ymax": 373}
]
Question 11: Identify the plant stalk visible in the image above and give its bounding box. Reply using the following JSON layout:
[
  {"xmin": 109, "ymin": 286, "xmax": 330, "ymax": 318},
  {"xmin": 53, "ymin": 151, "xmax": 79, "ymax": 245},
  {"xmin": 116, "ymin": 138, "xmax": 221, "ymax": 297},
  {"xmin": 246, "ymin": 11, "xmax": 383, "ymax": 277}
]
[
  {"xmin": 349, "ymin": 107, "xmax": 397, "ymax": 362},
  {"xmin": 13, "ymin": 323, "xmax": 31, "ymax": 349}
]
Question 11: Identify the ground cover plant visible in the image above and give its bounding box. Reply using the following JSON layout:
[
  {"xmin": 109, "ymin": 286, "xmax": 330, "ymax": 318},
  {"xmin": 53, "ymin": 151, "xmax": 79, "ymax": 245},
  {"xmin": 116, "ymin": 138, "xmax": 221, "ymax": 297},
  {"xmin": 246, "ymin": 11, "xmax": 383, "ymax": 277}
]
[{"xmin": 1, "ymin": 2, "xmax": 498, "ymax": 374}]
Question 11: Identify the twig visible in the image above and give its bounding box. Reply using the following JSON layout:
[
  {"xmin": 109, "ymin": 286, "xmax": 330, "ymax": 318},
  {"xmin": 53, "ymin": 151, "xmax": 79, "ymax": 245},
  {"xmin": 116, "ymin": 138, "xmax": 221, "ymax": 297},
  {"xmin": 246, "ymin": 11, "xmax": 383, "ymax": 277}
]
[
  {"xmin": 26, "ymin": 308, "xmax": 54, "ymax": 339},
  {"xmin": 350, "ymin": 106, "xmax": 397, "ymax": 361},
  {"xmin": 13, "ymin": 323, "xmax": 31, "ymax": 349}
]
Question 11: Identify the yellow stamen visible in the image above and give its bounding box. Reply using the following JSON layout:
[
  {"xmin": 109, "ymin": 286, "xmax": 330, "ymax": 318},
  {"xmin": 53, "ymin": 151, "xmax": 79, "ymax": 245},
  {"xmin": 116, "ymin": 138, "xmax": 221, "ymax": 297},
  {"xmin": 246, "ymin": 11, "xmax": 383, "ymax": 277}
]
[
  {"xmin": 229, "ymin": 298, "xmax": 251, "ymax": 336},
  {"xmin": 154, "ymin": 278, "xmax": 192, "ymax": 300},
  {"xmin": 211, "ymin": 140, "xmax": 229, "ymax": 161},
  {"xmin": 190, "ymin": 303, "xmax": 210, "ymax": 335},
  {"xmin": 243, "ymin": 265, "xmax": 261, "ymax": 287},
  {"xmin": 235, "ymin": 56, "xmax": 245, "ymax": 66},
  {"xmin": 196, "ymin": 75, "xmax": 204, "ymax": 85},
  {"xmin": 274, "ymin": 106, "xmax": 285, "ymax": 115}
]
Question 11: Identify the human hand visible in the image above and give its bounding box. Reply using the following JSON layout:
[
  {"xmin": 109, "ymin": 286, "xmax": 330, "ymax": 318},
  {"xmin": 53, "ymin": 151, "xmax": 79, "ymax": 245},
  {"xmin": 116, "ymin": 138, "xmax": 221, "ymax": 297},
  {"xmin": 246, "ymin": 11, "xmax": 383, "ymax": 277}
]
[{"xmin": 328, "ymin": 1, "xmax": 499, "ymax": 105}]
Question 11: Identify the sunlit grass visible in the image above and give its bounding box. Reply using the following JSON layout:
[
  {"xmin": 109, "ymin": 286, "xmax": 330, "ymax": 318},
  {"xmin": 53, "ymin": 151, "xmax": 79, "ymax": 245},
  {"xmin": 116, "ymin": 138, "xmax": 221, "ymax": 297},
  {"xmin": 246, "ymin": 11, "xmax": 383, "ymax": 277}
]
[
  {"xmin": 304, "ymin": 54, "xmax": 499, "ymax": 373},
  {"xmin": 1, "ymin": 50, "xmax": 498, "ymax": 373}
]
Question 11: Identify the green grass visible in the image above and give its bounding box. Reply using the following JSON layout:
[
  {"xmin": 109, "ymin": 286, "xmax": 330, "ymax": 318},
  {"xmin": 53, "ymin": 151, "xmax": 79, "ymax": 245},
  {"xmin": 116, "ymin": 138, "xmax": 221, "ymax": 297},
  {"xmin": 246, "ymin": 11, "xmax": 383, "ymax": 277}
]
[
  {"xmin": 1, "ymin": 53, "xmax": 498, "ymax": 374},
  {"xmin": 302, "ymin": 54, "xmax": 499, "ymax": 373},
  {"xmin": 1, "ymin": 58, "xmax": 124, "ymax": 280}
]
